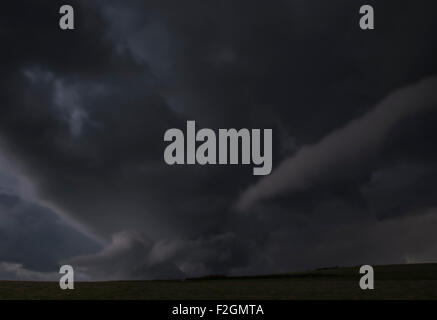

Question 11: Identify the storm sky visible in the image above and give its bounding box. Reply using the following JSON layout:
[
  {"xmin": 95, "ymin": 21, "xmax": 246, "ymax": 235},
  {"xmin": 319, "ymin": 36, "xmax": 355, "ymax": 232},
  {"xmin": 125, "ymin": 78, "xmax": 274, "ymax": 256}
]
[{"xmin": 1, "ymin": 0, "xmax": 437, "ymax": 280}]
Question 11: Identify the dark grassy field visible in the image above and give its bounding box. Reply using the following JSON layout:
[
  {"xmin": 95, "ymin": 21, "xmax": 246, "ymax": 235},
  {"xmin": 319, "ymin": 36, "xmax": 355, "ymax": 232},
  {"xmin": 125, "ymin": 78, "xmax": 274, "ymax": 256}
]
[{"xmin": 1, "ymin": 264, "xmax": 437, "ymax": 300}]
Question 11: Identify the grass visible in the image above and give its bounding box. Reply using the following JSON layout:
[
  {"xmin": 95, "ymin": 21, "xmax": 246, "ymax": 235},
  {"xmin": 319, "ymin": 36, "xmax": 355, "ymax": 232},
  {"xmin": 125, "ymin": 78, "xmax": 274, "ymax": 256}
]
[{"xmin": 1, "ymin": 263, "xmax": 437, "ymax": 299}]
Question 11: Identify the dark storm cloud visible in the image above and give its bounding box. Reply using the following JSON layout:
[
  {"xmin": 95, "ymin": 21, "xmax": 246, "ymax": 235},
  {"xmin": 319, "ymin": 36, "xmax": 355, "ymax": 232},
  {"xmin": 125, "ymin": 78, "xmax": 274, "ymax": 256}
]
[
  {"xmin": 63, "ymin": 230, "xmax": 185, "ymax": 281},
  {"xmin": 1, "ymin": 0, "xmax": 437, "ymax": 280},
  {"xmin": 237, "ymin": 77, "xmax": 437, "ymax": 210},
  {"xmin": 0, "ymin": 192, "xmax": 100, "ymax": 274}
]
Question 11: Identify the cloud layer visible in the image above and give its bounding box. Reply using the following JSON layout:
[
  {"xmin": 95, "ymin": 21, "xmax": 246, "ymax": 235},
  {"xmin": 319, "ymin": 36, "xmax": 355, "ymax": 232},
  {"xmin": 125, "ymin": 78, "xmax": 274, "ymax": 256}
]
[
  {"xmin": 237, "ymin": 77, "xmax": 437, "ymax": 210},
  {"xmin": 1, "ymin": 0, "xmax": 437, "ymax": 280}
]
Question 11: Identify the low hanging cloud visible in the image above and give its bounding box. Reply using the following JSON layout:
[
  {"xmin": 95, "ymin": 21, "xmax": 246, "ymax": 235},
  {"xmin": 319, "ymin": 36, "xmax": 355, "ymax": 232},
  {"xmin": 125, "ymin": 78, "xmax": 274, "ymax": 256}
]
[
  {"xmin": 236, "ymin": 77, "xmax": 437, "ymax": 211},
  {"xmin": 63, "ymin": 230, "xmax": 251, "ymax": 280},
  {"xmin": 63, "ymin": 230, "xmax": 185, "ymax": 281},
  {"xmin": 0, "ymin": 262, "xmax": 58, "ymax": 281}
]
